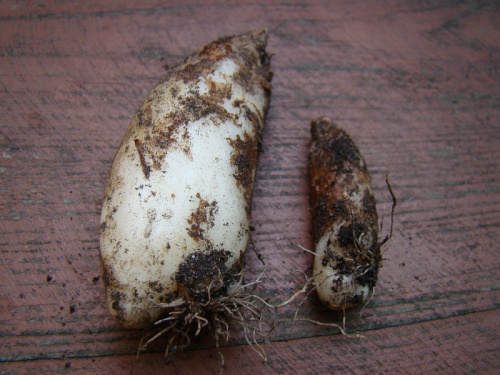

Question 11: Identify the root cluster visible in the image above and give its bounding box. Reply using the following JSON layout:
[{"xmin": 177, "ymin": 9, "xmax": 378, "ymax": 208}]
[{"xmin": 137, "ymin": 266, "xmax": 272, "ymax": 365}]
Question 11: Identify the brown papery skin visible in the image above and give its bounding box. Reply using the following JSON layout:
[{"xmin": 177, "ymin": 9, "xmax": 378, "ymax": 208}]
[{"xmin": 309, "ymin": 117, "xmax": 381, "ymax": 310}]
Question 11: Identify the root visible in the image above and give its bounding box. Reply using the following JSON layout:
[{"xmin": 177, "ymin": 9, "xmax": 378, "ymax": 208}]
[
  {"xmin": 275, "ymin": 257, "xmax": 365, "ymax": 339},
  {"xmin": 279, "ymin": 284, "xmax": 364, "ymax": 339},
  {"xmin": 137, "ymin": 244, "xmax": 272, "ymax": 368},
  {"xmin": 379, "ymin": 172, "xmax": 397, "ymax": 249},
  {"xmin": 293, "ymin": 317, "xmax": 363, "ymax": 339},
  {"xmin": 274, "ymin": 270, "xmax": 312, "ymax": 308},
  {"xmin": 359, "ymin": 287, "xmax": 375, "ymax": 318}
]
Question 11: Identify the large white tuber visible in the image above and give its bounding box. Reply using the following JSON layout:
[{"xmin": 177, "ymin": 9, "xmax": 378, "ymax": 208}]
[{"xmin": 99, "ymin": 29, "xmax": 272, "ymax": 352}]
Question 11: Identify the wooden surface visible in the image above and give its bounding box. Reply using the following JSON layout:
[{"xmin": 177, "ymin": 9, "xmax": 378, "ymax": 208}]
[{"xmin": 1, "ymin": 1, "xmax": 499, "ymax": 374}]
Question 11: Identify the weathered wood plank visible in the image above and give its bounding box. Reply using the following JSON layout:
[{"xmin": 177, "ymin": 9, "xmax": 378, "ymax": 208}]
[
  {"xmin": 1, "ymin": 0, "xmax": 498, "ymax": 373},
  {"xmin": 1, "ymin": 310, "xmax": 498, "ymax": 374}
]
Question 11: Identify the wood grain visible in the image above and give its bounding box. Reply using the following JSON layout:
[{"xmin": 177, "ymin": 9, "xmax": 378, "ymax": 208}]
[{"xmin": 1, "ymin": 0, "xmax": 499, "ymax": 374}]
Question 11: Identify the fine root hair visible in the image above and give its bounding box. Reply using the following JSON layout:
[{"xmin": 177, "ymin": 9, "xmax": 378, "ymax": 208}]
[
  {"xmin": 379, "ymin": 172, "xmax": 397, "ymax": 251},
  {"xmin": 137, "ymin": 248, "xmax": 273, "ymax": 368},
  {"xmin": 274, "ymin": 269, "xmax": 363, "ymax": 339}
]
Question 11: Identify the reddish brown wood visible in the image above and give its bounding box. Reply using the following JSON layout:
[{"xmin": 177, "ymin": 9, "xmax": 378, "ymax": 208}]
[
  {"xmin": 1, "ymin": 0, "xmax": 499, "ymax": 374},
  {"xmin": 2, "ymin": 311, "xmax": 498, "ymax": 374}
]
